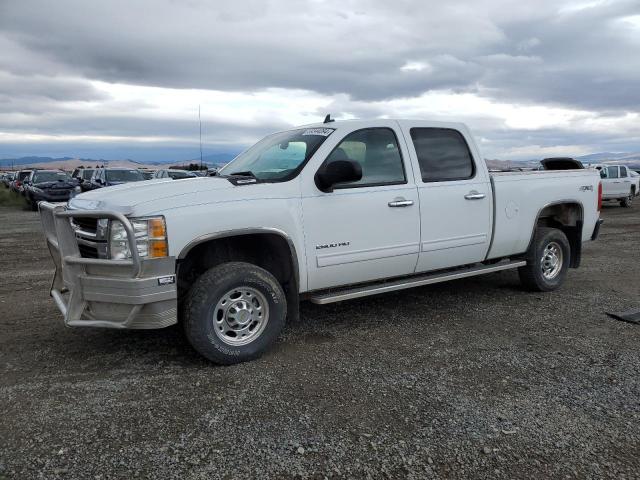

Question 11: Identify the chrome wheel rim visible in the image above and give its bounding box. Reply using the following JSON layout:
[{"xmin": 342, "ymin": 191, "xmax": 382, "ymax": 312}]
[
  {"xmin": 213, "ymin": 287, "xmax": 269, "ymax": 346},
  {"xmin": 541, "ymin": 241, "xmax": 563, "ymax": 280}
]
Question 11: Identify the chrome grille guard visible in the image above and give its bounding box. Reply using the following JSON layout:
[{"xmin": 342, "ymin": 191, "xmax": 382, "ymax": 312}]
[{"xmin": 39, "ymin": 201, "xmax": 144, "ymax": 328}]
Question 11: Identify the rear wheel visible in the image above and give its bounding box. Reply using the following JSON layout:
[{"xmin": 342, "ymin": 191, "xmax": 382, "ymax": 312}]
[
  {"xmin": 620, "ymin": 191, "xmax": 633, "ymax": 208},
  {"xmin": 518, "ymin": 227, "xmax": 570, "ymax": 292},
  {"xmin": 183, "ymin": 262, "xmax": 287, "ymax": 365}
]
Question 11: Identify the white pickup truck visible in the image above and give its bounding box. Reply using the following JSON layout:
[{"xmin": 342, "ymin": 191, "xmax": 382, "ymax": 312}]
[
  {"xmin": 594, "ymin": 164, "xmax": 638, "ymax": 207},
  {"xmin": 39, "ymin": 119, "xmax": 603, "ymax": 364}
]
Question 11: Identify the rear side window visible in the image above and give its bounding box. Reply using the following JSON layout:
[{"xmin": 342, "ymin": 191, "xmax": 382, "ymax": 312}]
[{"xmin": 410, "ymin": 128, "xmax": 475, "ymax": 182}]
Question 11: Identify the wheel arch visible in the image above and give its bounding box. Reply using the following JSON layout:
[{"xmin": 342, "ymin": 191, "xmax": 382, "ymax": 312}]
[
  {"xmin": 526, "ymin": 200, "xmax": 584, "ymax": 268},
  {"xmin": 176, "ymin": 228, "xmax": 301, "ymax": 322}
]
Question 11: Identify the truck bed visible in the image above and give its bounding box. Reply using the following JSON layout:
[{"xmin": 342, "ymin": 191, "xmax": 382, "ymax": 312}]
[{"xmin": 487, "ymin": 169, "xmax": 600, "ymax": 260}]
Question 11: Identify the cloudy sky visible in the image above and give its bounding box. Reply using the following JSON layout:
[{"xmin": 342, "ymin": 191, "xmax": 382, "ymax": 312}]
[{"xmin": 0, "ymin": 0, "xmax": 639, "ymax": 162}]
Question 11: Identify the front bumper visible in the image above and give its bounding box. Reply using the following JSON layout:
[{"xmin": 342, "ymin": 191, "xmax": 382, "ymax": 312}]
[
  {"xmin": 39, "ymin": 202, "xmax": 178, "ymax": 329},
  {"xmin": 32, "ymin": 191, "xmax": 72, "ymax": 202}
]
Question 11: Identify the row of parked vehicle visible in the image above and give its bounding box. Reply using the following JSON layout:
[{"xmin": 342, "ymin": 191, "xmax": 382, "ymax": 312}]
[{"xmin": 1, "ymin": 167, "xmax": 213, "ymax": 210}]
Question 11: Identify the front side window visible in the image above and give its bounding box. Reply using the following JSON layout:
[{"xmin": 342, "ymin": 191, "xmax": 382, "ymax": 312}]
[
  {"xmin": 219, "ymin": 128, "xmax": 334, "ymax": 182},
  {"xmin": 620, "ymin": 166, "xmax": 628, "ymax": 178},
  {"xmin": 325, "ymin": 128, "xmax": 405, "ymax": 188},
  {"xmin": 410, "ymin": 128, "xmax": 475, "ymax": 182},
  {"xmin": 606, "ymin": 166, "xmax": 619, "ymax": 179}
]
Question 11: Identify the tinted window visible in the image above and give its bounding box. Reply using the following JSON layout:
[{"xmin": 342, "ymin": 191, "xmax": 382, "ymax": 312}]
[
  {"xmin": 167, "ymin": 170, "xmax": 196, "ymax": 179},
  {"xmin": 410, "ymin": 128, "xmax": 475, "ymax": 182},
  {"xmin": 33, "ymin": 171, "xmax": 69, "ymax": 183},
  {"xmin": 82, "ymin": 169, "xmax": 94, "ymax": 180},
  {"xmin": 620, "ymin": 166, "xmax": 627, "ymax": 178},
  {"xmin": 326, "ymin": 128, "xmax": 405, "ymax": 187},
  {"xmin": 606, "ymin": 166, "xmax": 619, "ymax": 179},
  {"xmin": 105, "ymin": 170, "xmax": 144, "ymax": 182}
]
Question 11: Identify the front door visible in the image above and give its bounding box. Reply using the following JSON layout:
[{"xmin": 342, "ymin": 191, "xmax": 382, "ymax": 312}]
[
  {"xmin": 400, "ymin": 123, "xmax": 493, "ymax": 272},
  {"xmin": 302, "ymin": 126, "xmax": 421, "ymax": 291}
]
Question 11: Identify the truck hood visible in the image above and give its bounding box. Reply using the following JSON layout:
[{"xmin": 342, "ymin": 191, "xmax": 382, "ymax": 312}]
[{"xmin": 68, "ymin": 177, "xmax": 235, "ymax": 214}]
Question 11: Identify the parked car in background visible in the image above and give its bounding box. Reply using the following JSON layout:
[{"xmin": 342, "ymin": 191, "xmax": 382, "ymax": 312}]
[
  {"xmin": 629, "ymin": 170, "xmax": 640, "ymax": 195},
  {"xmin": 10, "ymin": 170, "xmax": 32, "ymax": 195},
  {"xmin": 23, "ymin": 170, "xmax": 76, "ymax": 210},
  {"xmin": 140, "ymin": 170, "xmax": 156, "ymax": 180},
  {"xmin": 89, "ymin": 168, "xmax": 145, "ymax": 189},
  {"xmin": 595, "ymin": 165, "xmax": 636, "ymax": 207},
  {"xmin": 39, "ymin": 119, "xmax": 603, "ymax": 365},
  {"xmin": 1, "ymin": 173, "xmax": 15, "ymax": 187},
  {"xmin": 152, "ymin": 169, "xmax": 198, "ymax": 180},
  {"xmin": 75, "ymin": 168, "xmax": 96, "ymax": 192}
]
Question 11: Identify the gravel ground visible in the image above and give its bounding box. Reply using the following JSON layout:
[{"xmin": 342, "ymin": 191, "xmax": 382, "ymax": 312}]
[{"xmin": 0, "ymin": 199, "xmax": 639, "ymax": 479}]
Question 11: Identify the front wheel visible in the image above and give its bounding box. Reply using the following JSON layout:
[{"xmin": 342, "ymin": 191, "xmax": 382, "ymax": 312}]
[
  {"xmin": 183, "ymin": 262, "xmax": 287, "ymax": 365},
  {"xmin": 518, "ymin": 227, "xmax": 570, "ymax": 292},
  {"xmin": 620, "ymin": 191, "xmax": 633, "ymax": 208}
]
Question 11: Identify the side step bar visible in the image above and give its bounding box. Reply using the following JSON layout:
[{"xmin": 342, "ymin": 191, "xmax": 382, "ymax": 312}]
[{"xmin": 307, "ymin": 260, "xmax": 527, "ymax": 305}]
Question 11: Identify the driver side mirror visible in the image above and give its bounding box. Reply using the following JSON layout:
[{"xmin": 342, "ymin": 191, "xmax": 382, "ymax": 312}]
[{"xmin": 315, "ymin": 160, "xmax": 362, "ymax": 193}]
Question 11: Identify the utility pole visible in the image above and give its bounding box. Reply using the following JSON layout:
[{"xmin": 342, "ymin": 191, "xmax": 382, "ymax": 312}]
[{"xmin": 199, "ymin": 105, "xmax": 203, "ymax": 171}]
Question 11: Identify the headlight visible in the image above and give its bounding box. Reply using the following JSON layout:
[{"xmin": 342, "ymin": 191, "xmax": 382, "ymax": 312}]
[{"xmin": 109, "ymin": 216, "xmax": 168, "ymax": 260}]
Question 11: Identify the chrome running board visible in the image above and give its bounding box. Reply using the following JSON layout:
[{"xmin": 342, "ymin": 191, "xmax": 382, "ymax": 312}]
[{"xmin": 307, "ymin": 260, "xmax": 527, "ymax": 305}]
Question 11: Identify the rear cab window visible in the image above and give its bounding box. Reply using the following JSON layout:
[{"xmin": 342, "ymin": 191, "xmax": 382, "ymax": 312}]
[{"xmin": 410, "ymin": 128, "xmax": 475, "ymax": 182}]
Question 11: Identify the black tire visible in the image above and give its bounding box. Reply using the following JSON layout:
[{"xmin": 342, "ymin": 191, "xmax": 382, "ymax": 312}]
[
  {"xmin": 183, "ymin": 262, "xmax": 287, "ymax": 365},
  {"xmin": 620, "ymin": 191, "xmax": 633, "ymax": 208},
  {"xmin": 518, "ymin": 227, "xmax": 570, "ymax": 292}
]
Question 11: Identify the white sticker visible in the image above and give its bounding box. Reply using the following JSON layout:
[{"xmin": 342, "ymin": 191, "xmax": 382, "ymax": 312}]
[{"xmin": 302, "ymin": 128, "xmax": 334, "ymax": 137}]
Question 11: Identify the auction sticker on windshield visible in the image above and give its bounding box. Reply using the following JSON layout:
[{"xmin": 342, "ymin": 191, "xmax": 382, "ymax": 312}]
[{"xmin": 302, "ymin": 128, "xmax": 334, "ymax": 136}]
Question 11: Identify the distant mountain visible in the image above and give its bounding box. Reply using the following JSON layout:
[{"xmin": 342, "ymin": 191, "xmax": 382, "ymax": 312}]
[
  {"xmin": 0, "ymin": 151, "xmax": 240, "ymax": 170},
  {"xmin": 575, "ymin": 152, "xmax": 636, "ymax": 162},
  {"xmin": 183, "ymin": 152, "xmax": 240, "ymax": 167},
  {"xmin": 0, "ymin": 156, "xmax": 147, "ymax": 168}
]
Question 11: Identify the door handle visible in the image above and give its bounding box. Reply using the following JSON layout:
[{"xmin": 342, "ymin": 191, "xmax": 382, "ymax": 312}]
[
  {"xmin": 464, "ymin": 191, "xmax": 486, "ymax": 200},
  {"xmin": 388, "ymin": 198, "xmax": 414, "ymax": 207}
]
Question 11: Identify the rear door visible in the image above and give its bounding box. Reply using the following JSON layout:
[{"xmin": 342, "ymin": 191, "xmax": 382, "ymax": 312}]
[
  {"xmin": 619, "ymin": 166, "xmax": 633, "ymax": 195},
  {"xmin": 601, "ymin": 166, "xmax": 623, "ymax": 197},
  {"xmin": 399, "ymin": 122, "xmax": 492, "ymax": 272}
]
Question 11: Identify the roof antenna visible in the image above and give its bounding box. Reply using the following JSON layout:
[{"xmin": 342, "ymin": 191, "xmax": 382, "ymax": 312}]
[
  {"xmin": 323, "ymin": 114, "xmax": 335, "ymax": 124},
  {"xmin": 198, "ymin": 104, "xmax": 203, "ymax": 171}
]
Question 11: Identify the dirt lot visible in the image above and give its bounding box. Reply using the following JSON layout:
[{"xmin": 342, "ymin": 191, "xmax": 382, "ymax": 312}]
[{"xmin": 0, "ymin": 197, "xmax": 639, "ymax": 479}]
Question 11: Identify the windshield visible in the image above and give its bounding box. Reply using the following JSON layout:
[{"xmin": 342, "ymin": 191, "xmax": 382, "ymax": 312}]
[
  {"xmin": 105, "ymin": 170, "xmax": 144, "ymax": 182},
  {"xmin": 33, "ymin": 171, "xmax": 70, "ymax": 183},
  {"xmin": 167, "ymin": 170, "xmax": 195, "ymax": 179},
  {"xmin": 219, "ymin": 127, "xmax": 335, "ymax": 181},
  {"xmin": 82, "ymin": 169, "xmax": 94, "ymax": 180}
]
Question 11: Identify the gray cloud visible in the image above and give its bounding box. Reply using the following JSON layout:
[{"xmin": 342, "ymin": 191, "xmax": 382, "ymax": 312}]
[
  {"xmin": 2, "ymin": 0, "xmax": 637, "ymax": 108},
  {"xmin": 0, "ymin": 0, "xmax": 639, "ymax": 160}
]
